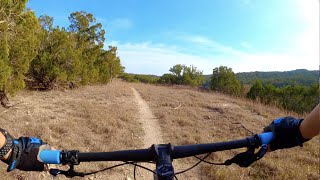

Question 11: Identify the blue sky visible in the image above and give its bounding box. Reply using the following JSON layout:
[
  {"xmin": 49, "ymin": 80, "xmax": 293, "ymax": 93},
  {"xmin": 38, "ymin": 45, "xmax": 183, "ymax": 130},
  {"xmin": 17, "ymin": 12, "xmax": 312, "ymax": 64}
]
[{"xmin": 27, "ymin": 0, "xmax": 319, "ymax": 75}]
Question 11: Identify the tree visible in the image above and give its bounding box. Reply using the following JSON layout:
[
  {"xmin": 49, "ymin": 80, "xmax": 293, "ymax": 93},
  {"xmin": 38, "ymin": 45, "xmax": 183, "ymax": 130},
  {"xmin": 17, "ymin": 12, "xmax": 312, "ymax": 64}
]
[
  {"xmin": 95, "ymin": 46, "xmax": 124, "ymax": 83},
  {"xmin": 246, "ymin": 79, "xmax": 264, "ymax": 100},
  {"xmin": 210, "ymin": 66, "xmax": 242, "ymax": 96},
  {"xmin": 160, "ymin": 64, "xmax": 204, "ymax": 86},
  {"xmin": 0, "ymin": 0, "xmax": 40, "ymax": 107},
  {"xmin": 182, "ymin": 65, "xmax": 204, "ymax": 87},
  {"xmin": 1, "ymin": 7, "xmax": 125, "ymax": 100},
  {"xmin": 158, "ymin": 74, "xmax": 176, "ymax": 84},
  {"xmin": 68, "ymin": 11, "xmax": 105, "ymax": 84},
  {"xmin": 105, "ymin": 46, "xmax": 124, "ymax": 81},
  {"xmin": 261, "ymin": 82, "xmax": 277, "ymax": 104},
  {"xmin": 169, "ymin": 64, "xmax": 184, "ymax": 84},
  {"xmin": 245, "ymin": 79, "xmax": 318, "ymax": 114},
  {"xmin": 29, "ymin": 12, "xmax": 124, "ymax": 89},
  {"xmin": 29, "ymin": 16, "xmax": 81, "ymax": 89}
]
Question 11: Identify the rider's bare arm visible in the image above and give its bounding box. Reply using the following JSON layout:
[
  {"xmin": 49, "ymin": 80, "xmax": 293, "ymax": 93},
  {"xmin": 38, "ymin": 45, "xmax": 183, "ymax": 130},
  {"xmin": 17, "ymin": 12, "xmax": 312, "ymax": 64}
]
[{"xmin": 299, "ymin": 104, "xmax": 320, "ymax": 139}]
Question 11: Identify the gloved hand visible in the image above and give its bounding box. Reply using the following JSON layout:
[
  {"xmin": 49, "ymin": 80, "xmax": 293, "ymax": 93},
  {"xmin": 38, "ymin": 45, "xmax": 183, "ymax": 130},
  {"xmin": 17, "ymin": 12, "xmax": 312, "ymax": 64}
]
[
  {"xmin": 4, "ymin": 137, "xmax": 47, "ymax": 172},
  {"xmin": 263, "ymin": 116, "xmax": 309, "ymax": 151}
]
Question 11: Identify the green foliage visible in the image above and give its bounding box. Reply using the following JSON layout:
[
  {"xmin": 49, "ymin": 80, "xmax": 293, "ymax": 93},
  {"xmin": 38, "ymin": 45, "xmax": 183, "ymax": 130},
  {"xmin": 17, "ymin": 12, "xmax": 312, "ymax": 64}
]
[
  {"xmin": 121, "ymin": 74, "xmax": 159, "ymax": 84},
  {"xmin": 30, "ymin": 16, "xmax": 80, "ymax": 89},
  {"xmin": 169, "ymin": 64, "xmax": 184, "ymax": 84},
  {"xmin": 158, "ymin": 74, "xmax": 176, "ymax": 84},
  {"xmin": 247, "ymin": 80, "xmax": 264, "ymax": 100},
  {"xmin": 159, "ymin": 64, "xmax": 204, "ymax": 87},
  {"xmin": 182, "ymin": 65, "xmax": 205, "ymax": 87},
  {"xmin": 96, "ymin": 46, "xmax": 124, "ymax": 83},
  {"xmin": 120, "ymin": 74, "xmax": 139, "ymax": 83},
  {"xmin": 0, "ymin": 0, "xmax": 40, "ymax": 95},
  {"xmin": 0, "ymin": 4, "xmax": 125, "ymax": 103},
  {"xmin": 237, "ymin": 69, "xmax": 318, "ymax": 87},
  {"xmin": 247, "ymin": 79, "xmax": 319, "ymax": 114},
  {"xmin": 68, "ymin": 11, "xmax": 105, "ymax": 85},
  {"xmin": 210, "ymin": 66, "xmax": 243, "ymax": 96},
  {"xmin": 28, "ymin": 12, "xmax": 124, "ymax": 89}
]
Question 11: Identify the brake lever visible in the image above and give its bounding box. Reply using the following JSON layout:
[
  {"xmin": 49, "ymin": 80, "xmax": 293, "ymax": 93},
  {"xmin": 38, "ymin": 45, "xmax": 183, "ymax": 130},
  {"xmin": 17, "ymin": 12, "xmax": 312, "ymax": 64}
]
[
  {"xmin": 49, "ymin": 165, "xmax": 85, "ymax": 177},
  {"xmin": 224, "ymin": 144, "xmax": 268, "ymax": 167}
]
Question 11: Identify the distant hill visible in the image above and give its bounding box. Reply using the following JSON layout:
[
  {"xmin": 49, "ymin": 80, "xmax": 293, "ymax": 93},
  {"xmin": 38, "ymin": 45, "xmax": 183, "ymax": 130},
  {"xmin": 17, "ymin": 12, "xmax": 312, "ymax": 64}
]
[
  {"xmin": 205, "ymin": 69, "xmax": 318, "ymax": 87},
  {"xmin": 236, "ymin": 69, "xmax": 318, "ymax": 87},
  {"xmin": 125, "ymin": 73, "xmax": 160, "ymax": 78}
]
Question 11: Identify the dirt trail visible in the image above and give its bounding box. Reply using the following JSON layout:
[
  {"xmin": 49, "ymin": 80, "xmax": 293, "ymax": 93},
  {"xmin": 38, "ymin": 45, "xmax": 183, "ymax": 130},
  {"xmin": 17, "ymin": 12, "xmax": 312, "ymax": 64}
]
[
  {"xmin": 131, "ymin": 87, "xmax": 191, "ymax": 179},
  {"xmin": 132, "ymin": 88, "xmax": 163, "ymax": 147},
  {"xmin": 131, "ymin": 88, "xmax": 164, "ymax": 179}
]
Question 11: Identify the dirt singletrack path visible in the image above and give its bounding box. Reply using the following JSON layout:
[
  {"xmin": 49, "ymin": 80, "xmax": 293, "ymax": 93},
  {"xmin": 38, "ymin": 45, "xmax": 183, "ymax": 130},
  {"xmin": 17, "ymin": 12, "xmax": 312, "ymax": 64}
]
[
  {"xmin": 131, "ymin": 88, "xmax": 164, "ymax": 179},
  {"xmin": 131, "ymin": 88, "xmax": 164, "ymax": 147}
]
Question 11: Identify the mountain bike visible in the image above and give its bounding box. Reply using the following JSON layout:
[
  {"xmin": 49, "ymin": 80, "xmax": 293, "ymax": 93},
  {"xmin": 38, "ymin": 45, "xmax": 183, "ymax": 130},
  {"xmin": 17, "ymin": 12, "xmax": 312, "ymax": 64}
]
[{"xmin": 39, "ymin": 132, "xmax": 273, "ymax": 180}]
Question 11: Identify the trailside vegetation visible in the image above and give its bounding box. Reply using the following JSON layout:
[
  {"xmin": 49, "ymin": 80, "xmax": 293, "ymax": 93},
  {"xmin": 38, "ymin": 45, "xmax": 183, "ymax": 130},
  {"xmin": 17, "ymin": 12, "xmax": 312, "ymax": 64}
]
[
  {"xmin": 0, "ymin": 0, "xmax": 40, "ymax": 107},
  {"xmin": 121, "ymin": 74, "xmax": 160, "ymax": 84},
  {"xmin": 208, "ymin": 66, "xmax": 318, "ymax": 114},
  {"xmin": 122, "ymin": 64, "xmax": 318, "ymax": 114},
  {"xmin": 247, "ymin": 80, "xmax": 319, "ymax": 114},
  {"xmin": 122, "ymin": 64, "xmax": 205, "ymax": 87},
  {"xmin": 0, "ymin": 1, "xmax": 124, "ymax": 107},
  {"xmin": 158, "ymin": 64, "xmax": 205, "ymax": 87},
  {"xmin": 210, "ymin": 66, "xmax": 243, "ymax": 96},
  {"xmin": 29, "ymin": 12, "xmax": 124, "ymax": 89}
]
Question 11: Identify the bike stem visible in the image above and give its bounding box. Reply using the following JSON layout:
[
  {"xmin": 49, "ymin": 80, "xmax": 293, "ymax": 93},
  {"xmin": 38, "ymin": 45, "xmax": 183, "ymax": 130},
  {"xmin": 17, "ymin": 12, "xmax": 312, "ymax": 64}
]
[{"xmin": 152, "ymin": 144, "xmax": 175, "ymax": 180}]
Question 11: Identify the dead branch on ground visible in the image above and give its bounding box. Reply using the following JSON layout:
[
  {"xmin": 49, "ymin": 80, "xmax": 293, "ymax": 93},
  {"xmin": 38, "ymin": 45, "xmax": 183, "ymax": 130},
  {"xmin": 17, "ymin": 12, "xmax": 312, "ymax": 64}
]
[{"xmin": 173, "ymin": 101, "xmax": 182, "ymax": 109}]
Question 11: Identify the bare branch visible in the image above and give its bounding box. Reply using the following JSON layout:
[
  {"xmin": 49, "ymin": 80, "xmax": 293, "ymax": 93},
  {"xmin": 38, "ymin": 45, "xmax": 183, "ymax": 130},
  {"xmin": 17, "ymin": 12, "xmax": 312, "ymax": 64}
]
[
  {"xmin": 173, "ymin": 101, "xmax": 182, "ymax": 110},
  {"xmin": 224, "ymin": 115, "xmax": 254, "ymax": 135}
]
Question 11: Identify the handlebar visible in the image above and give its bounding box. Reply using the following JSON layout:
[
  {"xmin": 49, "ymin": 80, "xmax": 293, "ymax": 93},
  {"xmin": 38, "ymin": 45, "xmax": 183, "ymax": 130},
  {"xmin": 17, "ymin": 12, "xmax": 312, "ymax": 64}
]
[
  {"xmin": 258, "ymin": 131, "xmax": 273, "ymax": 145},
  {"xmin": 39, "ymin": 132, "xmax": 273, "ymax": 165}
]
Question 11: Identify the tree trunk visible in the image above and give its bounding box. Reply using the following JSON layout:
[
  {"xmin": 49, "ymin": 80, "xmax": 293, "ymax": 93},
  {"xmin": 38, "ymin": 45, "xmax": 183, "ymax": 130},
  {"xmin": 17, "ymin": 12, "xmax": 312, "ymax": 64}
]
[{"xmin": 0, "ymin": 91, "xmax": 12, "ymax": 108}]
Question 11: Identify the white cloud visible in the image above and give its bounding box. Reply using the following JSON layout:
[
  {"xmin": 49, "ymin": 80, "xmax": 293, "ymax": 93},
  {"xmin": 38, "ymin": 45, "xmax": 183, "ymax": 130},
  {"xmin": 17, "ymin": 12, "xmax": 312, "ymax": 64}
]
[
  {"xmin": 240, "ymin": 41, "xmax": 253, "ymax": 50},
  {"xmin": 108, "ymin": 39, "xmax": 318, "ymax": 75},
  {"xmin": 109, "ymin": 18, "xmax": 133, "ymax": 30},
  {"xmin": 181, "ymin": 35, "xmax": 248, "ymax": 57},
  {"xmin": 109, "ymin": 41, "xmax": 219, "ymax": 75}
]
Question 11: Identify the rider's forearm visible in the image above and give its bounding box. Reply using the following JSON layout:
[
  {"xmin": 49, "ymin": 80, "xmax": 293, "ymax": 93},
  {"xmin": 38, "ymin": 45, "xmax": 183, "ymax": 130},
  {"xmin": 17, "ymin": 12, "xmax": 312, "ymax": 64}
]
[{"xmin": 299, "ymin": 104, "xmax": 320, "ymax": 139}]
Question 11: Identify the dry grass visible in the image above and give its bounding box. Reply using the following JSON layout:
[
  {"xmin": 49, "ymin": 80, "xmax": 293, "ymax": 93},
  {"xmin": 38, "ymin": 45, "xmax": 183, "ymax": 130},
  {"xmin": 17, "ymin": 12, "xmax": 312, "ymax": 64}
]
[
  {"xmin": 0, "ymin": 80, "xmax": 318, "ymax": 180},
  {"xmin": 131, "ymin": 82, "xmax": 319, "ymax": 180},
  {"xmin": 0, "ymin": 80, "xmax": 144, "ymax": 180}
]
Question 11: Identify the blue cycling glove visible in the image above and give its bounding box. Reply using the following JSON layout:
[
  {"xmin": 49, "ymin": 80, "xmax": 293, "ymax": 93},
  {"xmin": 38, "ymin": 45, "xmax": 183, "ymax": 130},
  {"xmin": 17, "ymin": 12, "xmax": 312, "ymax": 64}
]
[
  {"xmin": 4, "ymin": 137, "xmax": 46, "ymax": 171},
  {"xmin": 263, "ymin": 116, "xmax": 309, "ymax": 151}
]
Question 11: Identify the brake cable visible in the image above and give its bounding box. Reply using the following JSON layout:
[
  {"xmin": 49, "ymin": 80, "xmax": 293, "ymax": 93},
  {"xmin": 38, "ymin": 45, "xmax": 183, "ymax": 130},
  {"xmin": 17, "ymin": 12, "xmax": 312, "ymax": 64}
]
[
  {"xmin": 194, "ymin": 153, "xmax": 227, "ymax": 165},
  {"xmin": 84, "ymin": 162, "xmax": 133, "ymax": 176}
]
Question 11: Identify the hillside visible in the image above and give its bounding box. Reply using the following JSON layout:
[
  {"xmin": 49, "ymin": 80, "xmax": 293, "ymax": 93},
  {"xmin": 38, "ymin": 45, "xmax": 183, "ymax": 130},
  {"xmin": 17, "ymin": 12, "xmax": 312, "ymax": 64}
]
[
  {"xmin": 0, "ymin": 80, "xmax": 318, "ymax": 179},
  {"xmin": 236, "ymin": 69, "xmax": 319, "ymax": 87},
  {"xmin": 204, "ymin": 69, "xmax": 318, "ymax": 87}
]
